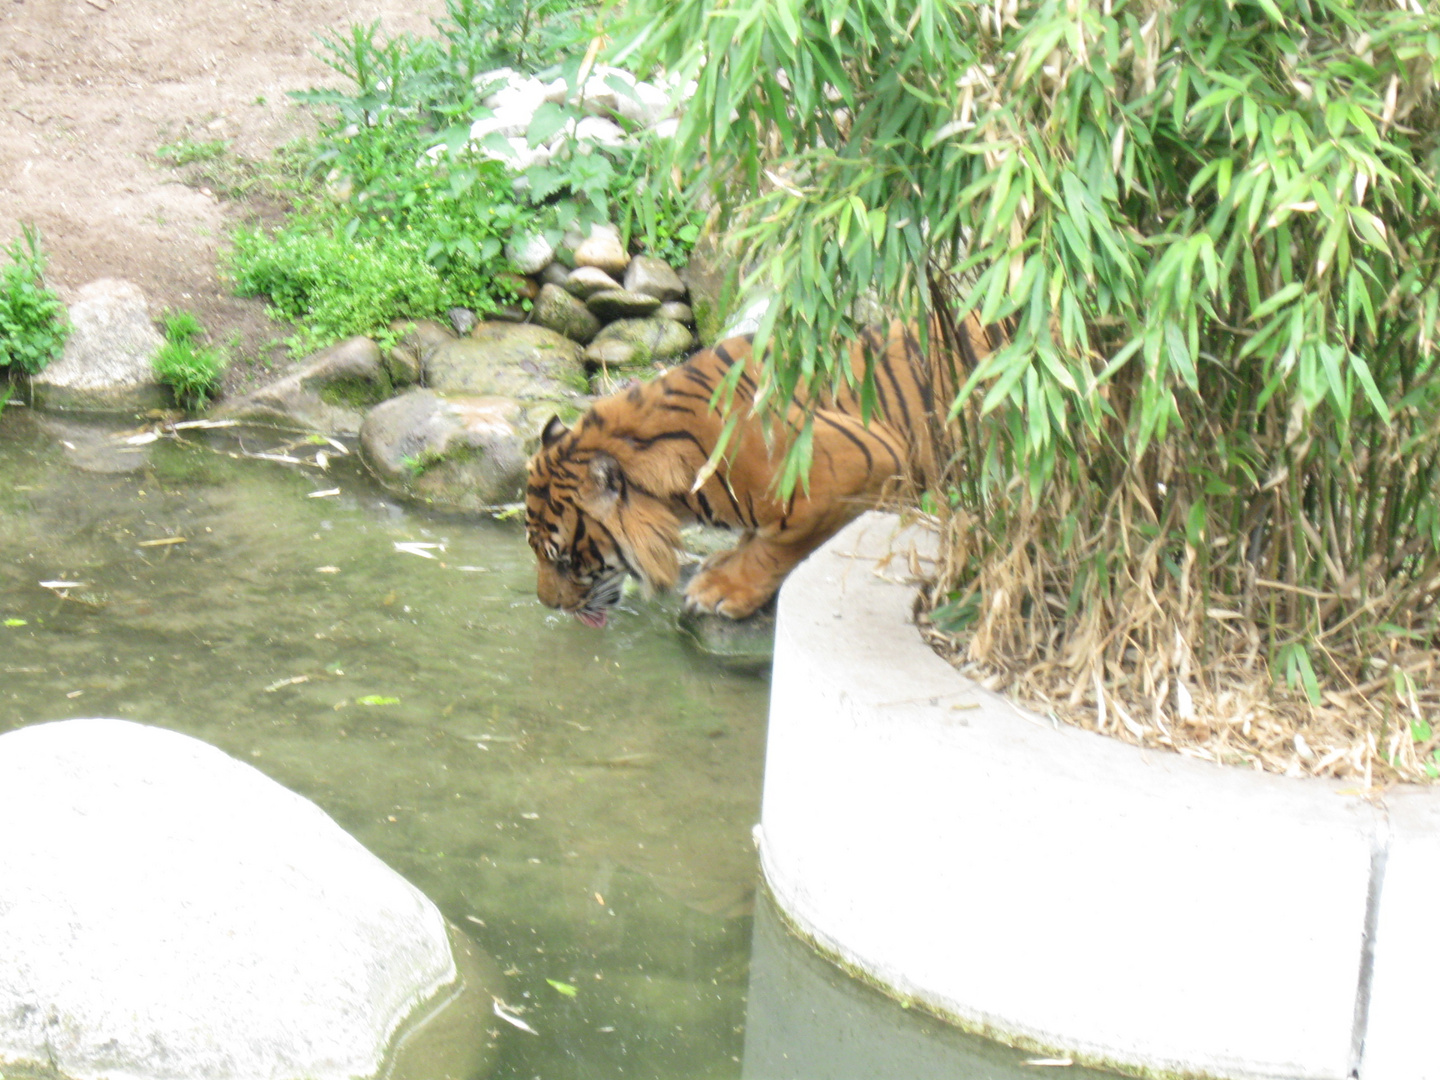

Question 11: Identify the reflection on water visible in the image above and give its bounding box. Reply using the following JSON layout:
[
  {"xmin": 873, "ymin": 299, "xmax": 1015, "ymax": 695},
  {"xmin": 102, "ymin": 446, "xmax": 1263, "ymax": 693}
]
[
  {"xmin": 744, "ymin": 891, "xmax": 1120, "ymax": 1080},
  {"xmin": 0, "ymin": 408, "xmax": 1116, "ymax": 1079}
]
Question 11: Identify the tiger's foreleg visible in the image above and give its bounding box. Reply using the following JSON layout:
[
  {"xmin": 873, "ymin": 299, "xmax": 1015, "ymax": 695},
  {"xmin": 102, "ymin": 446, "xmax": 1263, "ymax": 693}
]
[
  {"xmin": 682, "ymin": 530, "xmax": 818, "ymax": 619},
  {"xmin": 681, "ymin": 408, "xmax": 905, "ymax": 619},
  {"xmin": 682, "ymin": 495, "xmax": 878, "ymax": 619}
]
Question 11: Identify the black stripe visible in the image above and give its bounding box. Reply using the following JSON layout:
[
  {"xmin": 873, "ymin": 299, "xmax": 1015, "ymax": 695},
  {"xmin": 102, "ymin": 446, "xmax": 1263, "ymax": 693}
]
[
  {"xmin": 626, "ymin": 428, "xmax": 710, "ymax": 455},
  {"xmin": 815, "ymin": 411, "xmax": 877, "ymax": 476},
  {"xmin": 682, "ymin": 367, "xmax": 715, "ymax": 392},
  {"xmin": 701, "ymin": 468, "xmax": 745, "ymax": 523},
  {"xmin": 662, "ymin": 385, "xmax": 714, "ymax": 405},
  {"xmin": 875, "ymin": 338, "xmax": 915, "ymax": 434},
  {"xmin": 906, "ymin": 331, "xmax": 937, "ymax": 416}
]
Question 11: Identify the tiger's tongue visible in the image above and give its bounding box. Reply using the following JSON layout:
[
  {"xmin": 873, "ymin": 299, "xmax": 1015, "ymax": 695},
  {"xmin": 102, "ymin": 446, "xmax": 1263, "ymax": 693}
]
[{"xmin": 575, "ymin": 610, "xmax": 608, "ymax": 629}]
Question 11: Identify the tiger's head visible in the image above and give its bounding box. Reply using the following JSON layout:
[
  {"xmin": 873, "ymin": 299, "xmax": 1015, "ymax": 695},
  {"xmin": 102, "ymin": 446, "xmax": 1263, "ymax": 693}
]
[{"xmin": 524, "ymin": 411, "xmax": 684, "ymax": 628}]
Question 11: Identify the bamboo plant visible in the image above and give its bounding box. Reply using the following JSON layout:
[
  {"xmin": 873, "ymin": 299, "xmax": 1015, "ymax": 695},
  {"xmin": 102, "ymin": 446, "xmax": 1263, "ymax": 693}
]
[{"xmin": 618, "ymin": 0, "xmax": 1440, "ymax": 779}]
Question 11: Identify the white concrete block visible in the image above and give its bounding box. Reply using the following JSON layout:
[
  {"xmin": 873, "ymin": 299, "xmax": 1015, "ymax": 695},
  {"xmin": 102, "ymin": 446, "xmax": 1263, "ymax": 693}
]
[
  {"xmin": 1358, "ymin": 788, "xmax": 1440, "ymax": 1080},
  {"xmin": 0, "ymin": 718, "xmax": 457, "ymax": 1080},
  {"xmin": 760, "ymin": 513, "xmax": 1380, "ymax": 1079}
]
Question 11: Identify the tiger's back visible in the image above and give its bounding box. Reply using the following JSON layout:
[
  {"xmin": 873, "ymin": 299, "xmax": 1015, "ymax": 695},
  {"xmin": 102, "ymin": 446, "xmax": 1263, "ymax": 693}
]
[{"xmin": 525, "ymin": 316, "xmax": 999, "ymax": 623}]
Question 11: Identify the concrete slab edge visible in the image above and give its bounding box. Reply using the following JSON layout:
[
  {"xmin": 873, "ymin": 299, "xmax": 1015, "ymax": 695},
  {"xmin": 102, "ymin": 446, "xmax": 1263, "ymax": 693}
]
[
  {"xmin": 757, "ymin": 512, "xmax": 1429, "ymax": 1080},
  {"xmin": 751, "ymin": 844, "xmax": 1199, "ymax": 1080}
]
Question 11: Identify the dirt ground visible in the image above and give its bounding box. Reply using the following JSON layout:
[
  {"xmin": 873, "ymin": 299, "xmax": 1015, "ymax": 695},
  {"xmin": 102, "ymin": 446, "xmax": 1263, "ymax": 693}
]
[{"xmin": 0, "ymin": 0, "xmax": 448, "ymax": 393}]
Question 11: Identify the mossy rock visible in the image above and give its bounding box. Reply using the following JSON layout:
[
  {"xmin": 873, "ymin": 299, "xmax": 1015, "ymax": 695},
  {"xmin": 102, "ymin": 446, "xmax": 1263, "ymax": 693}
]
[
  {"xmin": 589, "ymin": 317, "xmax": 696, "ymax": 367},
  {"xmin": 359, "ymin": 388, "xmax": 535, "ymax": 512},
  {"xmin": 217, "ymin": 336, "xmax": 388, "ymax": 437},
  {"xmin": 426, "ymin": 323, "xmax": 588, "ymax": 404}
]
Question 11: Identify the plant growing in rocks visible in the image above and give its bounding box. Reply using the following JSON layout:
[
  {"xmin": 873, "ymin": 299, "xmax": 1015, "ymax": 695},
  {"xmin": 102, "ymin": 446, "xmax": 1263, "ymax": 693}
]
[
  {"xmin": 229, "ymin": 0, "xmax": 702, "ymax": 354},
  {"xmin": 0, "ymin": 225, "xmax": 68, "ymax": 378},
  {"xmin": 622, "ymin": 0, "xmax": 1440, "ymax": 781},
  {"xmin": 154, "ymin": 309, "xmax": 228, "ymax": 411}
]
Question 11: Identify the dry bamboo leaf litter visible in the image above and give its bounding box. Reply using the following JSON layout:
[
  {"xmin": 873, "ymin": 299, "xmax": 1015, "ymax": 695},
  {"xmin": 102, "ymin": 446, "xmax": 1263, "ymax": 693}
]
[{"xmin": 909, "ymin": 511, "xmax": 1440, "ymax": 787}]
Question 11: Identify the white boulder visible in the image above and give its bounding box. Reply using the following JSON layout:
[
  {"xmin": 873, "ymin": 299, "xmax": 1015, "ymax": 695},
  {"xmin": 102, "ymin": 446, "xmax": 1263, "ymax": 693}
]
[
  {"xmin": 0, "ymin": 718, "xmax": 457, "ymax": 1080},
  {"xmin": 506, "ymin": 231, "xmax": 556, "ymax": 275},
  {"xmin": 31, "ymin": 279, "xmax": 167, "ymax": 412}
]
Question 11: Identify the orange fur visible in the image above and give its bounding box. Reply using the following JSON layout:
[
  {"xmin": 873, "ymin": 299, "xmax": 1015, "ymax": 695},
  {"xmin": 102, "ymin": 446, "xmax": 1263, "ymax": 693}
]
[{"xmin": 524, "ymin": 317, "xmax": 1000, "ymax": 623}]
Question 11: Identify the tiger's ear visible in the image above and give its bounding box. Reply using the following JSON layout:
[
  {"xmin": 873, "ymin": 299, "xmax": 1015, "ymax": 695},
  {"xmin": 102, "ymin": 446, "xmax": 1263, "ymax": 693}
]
[
  {"xmin": 589, "ymin": 452, "xmax": 625, "ymax": 496},
  {"xmin": 541, "ymin": 415, "xmax": 569, "ymax": 449}
]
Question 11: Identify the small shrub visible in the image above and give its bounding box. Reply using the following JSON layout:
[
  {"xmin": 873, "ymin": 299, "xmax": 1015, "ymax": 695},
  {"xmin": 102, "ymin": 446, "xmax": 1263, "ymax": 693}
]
[
  {"xmin": 154, "ymin": 309, "xmax": 226, "ymax": 411},
  {"xmin": 0, "ymin": 225, "xmax": 69, "ymax": 376},
  {"xmin": 155, "ymin": 137, "xmax": 229, "ymax": 167},
  {"xmin": 228, "ymin": 225, "xmax": 502, "ymax": 354},
  {"xmin": 229, "ymin": 0, "xmax": 699, "ymax": 353}
]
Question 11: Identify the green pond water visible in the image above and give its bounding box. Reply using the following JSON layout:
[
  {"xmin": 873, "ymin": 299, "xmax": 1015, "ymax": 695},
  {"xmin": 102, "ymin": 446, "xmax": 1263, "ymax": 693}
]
[{"xmin": 0, "ymin": 406, "xmax": 1116, "ymax": 1080}]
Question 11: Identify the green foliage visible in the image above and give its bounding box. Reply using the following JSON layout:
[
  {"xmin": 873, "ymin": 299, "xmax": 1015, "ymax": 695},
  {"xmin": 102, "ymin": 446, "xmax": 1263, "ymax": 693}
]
[
  {"xmin": 608, "ymin": 132, "xmax": 704, "ymax": 265},
  {"xmin": 161, "ymin": 309, "xmax": 205, "ymax": 342},
  {"xmin": 154, "ymin": 309, "xmax": 227, "ymax": 411},
  {"xmin": 0, "ymin": 226, "xmax": 69, "ymax": 376},
  {"xmin": 621, "ymin": 0, "xmax": 1440, "ymax": 735},
  {"xmin": 230, "ymin": 225, "xmax": 485, "ymax": 353},
  {"xmin": 154, "ymin": 134, "xmax": 273, "ymax": 201},
  {"xmin": 156, "ymin": 137, "xmax": 229, "ymax": 166},
  {"xmin": 229, "ymin": 0, "xmax": 700, "ymax": 354}
]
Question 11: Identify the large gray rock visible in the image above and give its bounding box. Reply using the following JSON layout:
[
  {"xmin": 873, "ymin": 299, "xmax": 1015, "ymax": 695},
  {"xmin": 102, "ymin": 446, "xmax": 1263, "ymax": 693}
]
[
  {"xmin": 532, "ymin": 283, "xmax": 602, "ymax": 344},
  {"xmin": 31, "ymin": 279, "xmax": 167, "ymax": 413},
  {"xmin": 570, "ymin": 223, "xmax": 629, "ymax": 276},
  {"xmin": 624, "ymin": 255, "xmax": 688, "ymax": 303},
  {"xmin": 563, "ymin": 265, "xmax": 622, "ymax": 300},
  {"xmin": 0, "ymin": 718, "xmax": 459, "ymax": 1080},
  {"xmin": 360, "ymin": 389, "xmax": 534, "ymax": 511},
  {"xmin": 215, "ymin": 336, "xmax": 391, "ymax": 436},
  {"xmin": 427, "ymin": 322, "xmax": 586, "ymax": 404},
  {"xmin": 590, "ymin": 316, "xmax": 696, "ymax": 366},
  {"xmin": 386, "ymin": 319, "xmax": 456, "ymax": 387}
]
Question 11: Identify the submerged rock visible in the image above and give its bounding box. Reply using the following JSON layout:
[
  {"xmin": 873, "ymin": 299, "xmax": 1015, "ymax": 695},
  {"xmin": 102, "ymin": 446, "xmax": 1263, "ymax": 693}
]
[
  {"xmin": 34, "ymin": 415, "xmax": 153, "ymax": 475},
  {"xmin": 0, "ymin": 718, "xmax": 464, "ymax": 1080},
  {"xmin": 360, "ymin": 388, "xmax": 534, "ymax": 511},
  {"xmin": 31, "ymin": 278, "xmax": 167, "ymax": 414},
  {"xmin": 215, "ymin": 336, "xmax": 390, "ymax": 436},
  {"xmin": 676, "ymin": 599, "xmax": 776, "ymax": 673}
]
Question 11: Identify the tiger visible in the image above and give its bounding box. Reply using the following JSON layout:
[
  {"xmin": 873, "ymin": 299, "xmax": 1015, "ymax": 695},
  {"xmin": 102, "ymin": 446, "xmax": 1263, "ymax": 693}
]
[{"xmin": 524, "ymin": 316, "xmax": 1003, "ymax": 626}]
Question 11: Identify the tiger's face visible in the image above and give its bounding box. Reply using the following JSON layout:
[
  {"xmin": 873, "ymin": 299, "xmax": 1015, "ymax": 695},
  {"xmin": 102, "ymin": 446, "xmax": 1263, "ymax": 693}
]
[
  {"xmin": 525, "ymin": 413, "xmax": 684, "ymax": 628},
  {"xmin": 525, "ymin": 422, "xmax": 622, "ymax": 628}
]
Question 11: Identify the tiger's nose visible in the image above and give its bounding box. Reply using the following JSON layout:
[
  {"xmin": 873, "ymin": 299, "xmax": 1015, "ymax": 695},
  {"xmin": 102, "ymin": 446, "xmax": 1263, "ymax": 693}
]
[{"xmin": 535, "ymin": 562, "xmax": 564, "ymax": 609}]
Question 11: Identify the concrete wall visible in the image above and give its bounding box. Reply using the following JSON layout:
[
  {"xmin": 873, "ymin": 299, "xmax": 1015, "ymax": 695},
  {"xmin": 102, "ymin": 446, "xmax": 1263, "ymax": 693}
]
[{"xmin": 758, "ymin": 513, "xmax": 1432, "ymax": 1080}]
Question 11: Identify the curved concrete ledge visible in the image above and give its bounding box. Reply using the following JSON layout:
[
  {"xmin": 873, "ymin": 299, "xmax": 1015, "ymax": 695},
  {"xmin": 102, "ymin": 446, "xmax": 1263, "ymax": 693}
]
[{"xmin": 758, "ymin": 512, "xmax": 1433, "ymax": 1080}]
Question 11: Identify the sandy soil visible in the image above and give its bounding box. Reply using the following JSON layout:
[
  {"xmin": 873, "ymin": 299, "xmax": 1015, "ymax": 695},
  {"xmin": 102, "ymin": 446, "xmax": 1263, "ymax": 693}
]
[{"xmin": 0, "ymin": 0, "xmax": 447, "ymax": 393}]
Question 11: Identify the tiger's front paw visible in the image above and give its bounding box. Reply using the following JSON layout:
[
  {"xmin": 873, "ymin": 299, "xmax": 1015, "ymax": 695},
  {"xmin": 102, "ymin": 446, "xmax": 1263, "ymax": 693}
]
[{"xmin": 683, "ymin": 561, "xmax": 776, "ymax": 620}]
